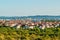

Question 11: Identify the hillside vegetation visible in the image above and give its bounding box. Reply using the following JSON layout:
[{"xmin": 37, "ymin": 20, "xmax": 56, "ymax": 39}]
[{"xmin": 0, "ymin": 27, "xmax": 60, "ymax": 40}]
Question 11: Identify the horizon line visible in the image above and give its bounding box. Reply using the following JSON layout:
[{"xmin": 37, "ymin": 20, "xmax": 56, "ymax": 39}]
[{"xmin": 0, "ymin": 15, "xmax": 60, "ymax": 17}]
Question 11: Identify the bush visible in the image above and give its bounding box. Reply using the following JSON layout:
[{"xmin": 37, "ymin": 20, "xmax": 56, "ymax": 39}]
[{"xmin": 0, "ymin": 26, "xmax": 60, "ymax": 40}]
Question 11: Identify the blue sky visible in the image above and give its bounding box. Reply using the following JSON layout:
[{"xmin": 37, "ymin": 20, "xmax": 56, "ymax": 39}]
[{"xmin": 0, "ymin": 0, "xmax": 60, "ymax": 16}]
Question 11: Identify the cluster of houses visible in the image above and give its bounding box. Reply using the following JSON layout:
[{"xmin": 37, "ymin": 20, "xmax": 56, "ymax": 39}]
[{"xmin": 0, "ymin": 20, "xmax": 60, "ymax": 29}]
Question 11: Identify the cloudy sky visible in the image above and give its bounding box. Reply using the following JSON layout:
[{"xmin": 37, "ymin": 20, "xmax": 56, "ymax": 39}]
[{"xmin": 0, "ymin": 0, "xmax": 60, "ymax": 16}]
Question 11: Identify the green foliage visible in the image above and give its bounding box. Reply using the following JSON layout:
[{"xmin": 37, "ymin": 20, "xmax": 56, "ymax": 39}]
[{"xmin": 0, "ymin": 26, "xmax": 60, "ymax": 40}]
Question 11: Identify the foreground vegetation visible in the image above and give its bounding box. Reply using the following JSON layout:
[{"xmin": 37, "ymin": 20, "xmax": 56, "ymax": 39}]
[{"xmin": 0, "ymin": 26, "xmax": 60, "ymax": 40}]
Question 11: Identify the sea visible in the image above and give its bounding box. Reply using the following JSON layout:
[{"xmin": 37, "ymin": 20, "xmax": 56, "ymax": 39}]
[{"xmin": 0, "ymin": 15, "xmax": 60, "ymax": 21}]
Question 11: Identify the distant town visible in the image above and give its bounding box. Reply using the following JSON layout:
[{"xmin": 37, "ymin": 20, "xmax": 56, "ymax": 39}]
[{"xmin": 0, "ymin": 15, "xmax": 60, "ymax": 29}]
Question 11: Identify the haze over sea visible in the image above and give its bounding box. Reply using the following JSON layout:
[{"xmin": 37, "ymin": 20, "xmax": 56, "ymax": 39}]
[{"xmin": 0, "ymin": 15, "xmax": 59, "ymax": 21}]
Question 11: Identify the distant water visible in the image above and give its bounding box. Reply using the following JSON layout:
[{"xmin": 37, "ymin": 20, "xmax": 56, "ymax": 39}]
[{"xmin": 0, "ymin": 15, "xmax": 60, "ymax": 20}]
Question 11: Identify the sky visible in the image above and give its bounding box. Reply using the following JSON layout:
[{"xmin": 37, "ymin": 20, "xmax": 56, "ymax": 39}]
[{"xmin": 0, "ymin": 0, "xmax": 60, "ymax": 16}]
